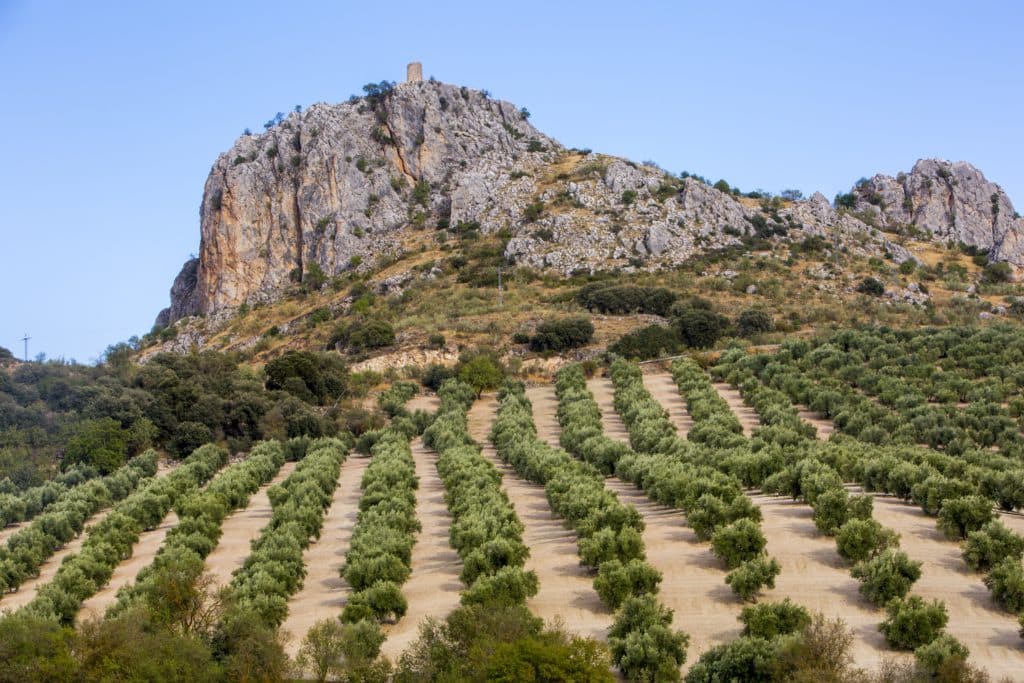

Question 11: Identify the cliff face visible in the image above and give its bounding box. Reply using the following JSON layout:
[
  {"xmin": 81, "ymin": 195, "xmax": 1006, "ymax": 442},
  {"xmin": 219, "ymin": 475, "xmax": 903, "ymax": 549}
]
[
  {"xmin": 849, "ymin": 159, "xmax": 1024, "ymax": 265},
  {"xmin": 164, "ymin": 80, "xmax": 558, "ymax": 322},
  {"xmin": 159, "ymin": 80, "xmax": 1024, "ymax": 325}
]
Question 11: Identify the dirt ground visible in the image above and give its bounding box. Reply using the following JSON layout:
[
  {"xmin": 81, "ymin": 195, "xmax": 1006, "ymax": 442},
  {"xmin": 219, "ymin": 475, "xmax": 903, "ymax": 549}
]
[
  {"xmin": 466, "ymin": 396, "xmax": 613, "ymax": 644},
  {"xmin": 797, "ymin": 405, "xmax": 835, "ymax": 440},
  {"xmin": 77, "ymin": 510, "xmax": 182, "ymax": 621},
  {"xmin": 281, "ymin": 455, "xmax": 368, "ymax": 658},
  {"xmin": 204, "ymin": 462, "xmax": 297, "ymax": 590},
  {"xmin": 640, "ymin": 373, "xmax": 694, "ymax": 438},
  {"xmin": 379, "ymin": 437, "xmax": 464, "ymax": 661},
  {"xmin": 710, "ymin": 383, "xmax": 760, "ymax": 437}
]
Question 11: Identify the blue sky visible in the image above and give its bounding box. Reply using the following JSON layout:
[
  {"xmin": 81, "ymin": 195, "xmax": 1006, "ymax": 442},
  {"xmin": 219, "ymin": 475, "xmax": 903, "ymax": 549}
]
[{"xmin": 2, "ymin": 1, "xmax": 1022, "ymax": 362}]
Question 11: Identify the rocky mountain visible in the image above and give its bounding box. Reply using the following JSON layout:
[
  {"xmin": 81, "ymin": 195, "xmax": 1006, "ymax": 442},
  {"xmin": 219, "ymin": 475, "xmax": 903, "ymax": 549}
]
[
  {"xmin": 848, "ymin": 159, "xmax": 1024, "ymax": 268},
  {"xmin": 157, "ymin": 74, "xmax": 1024, "ymax": 327}
]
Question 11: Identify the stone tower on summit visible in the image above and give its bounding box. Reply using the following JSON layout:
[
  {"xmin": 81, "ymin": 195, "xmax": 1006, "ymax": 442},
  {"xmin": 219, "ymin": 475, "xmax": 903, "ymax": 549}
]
[{"xmin": 406, "ymin": 62, "xmax": 423, "ymax": 83}]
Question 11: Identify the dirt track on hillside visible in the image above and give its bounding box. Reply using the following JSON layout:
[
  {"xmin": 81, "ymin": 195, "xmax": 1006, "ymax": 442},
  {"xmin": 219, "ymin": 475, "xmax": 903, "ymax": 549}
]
[
  {"xmin": 467, "ymin": 396, "xmax": 612, "ymax": 643},
  {"xmin": 710, "ymin": 383, "xmax": 759, "ymax": 437},
  {"xmin": 281, "ymin": 455, "xmax": 367, "ymax": 657},
  {"xmin": 379, "ymin": 437, "xmax": 463, "ymax": 660}
]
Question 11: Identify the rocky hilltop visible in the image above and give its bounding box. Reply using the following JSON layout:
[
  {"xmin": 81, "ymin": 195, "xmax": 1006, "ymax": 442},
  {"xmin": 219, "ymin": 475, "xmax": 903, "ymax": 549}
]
[
  {"xmin": 158, "ymin": 75, "xmax": 1024, "ymax": 326},
  {"xmin": 848, "ymin": 159, "xmax": 1024, "ymax": 265}
]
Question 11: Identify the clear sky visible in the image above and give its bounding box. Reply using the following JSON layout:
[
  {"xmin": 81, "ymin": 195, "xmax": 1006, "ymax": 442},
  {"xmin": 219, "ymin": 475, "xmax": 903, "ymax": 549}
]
[{"xmin": 2, "ymin": 1, "xmax": 1022, "ymax": 362}]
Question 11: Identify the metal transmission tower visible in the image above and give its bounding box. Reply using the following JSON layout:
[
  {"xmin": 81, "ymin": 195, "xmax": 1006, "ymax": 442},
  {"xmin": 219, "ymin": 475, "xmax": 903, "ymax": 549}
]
[{"xmin": 21, "ymin": 334, "xmax": 30, "ymax": 362}]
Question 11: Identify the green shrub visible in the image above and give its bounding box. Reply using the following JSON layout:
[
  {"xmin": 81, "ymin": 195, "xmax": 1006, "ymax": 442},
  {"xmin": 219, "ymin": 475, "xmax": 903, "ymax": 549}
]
[
  {"xmin": 684, "ymin": 636, "xmax": 775, "ymax": 683},
  {"xmin": 850, "ymin": 549, "xmax": 922, "ymax": 606},
  {"xmin": 879, "ymin": 596, "xmax": 948, "ymax": 650},
  {"xmin": 936, "ymin": 495, "xmax": 995, "ymax": 539},
  {"xmin": 711, "ymin": 519, "xmax": 767, "ymax": 569},
  {"xmin": 914, "ymin": 633, "xmax": 969, "ymax": 675},
  {"xmin": 593, "ymin": 559, "xmax": 662, "ymax": 610},
  {"xmin": 835, "ymin": 518, "xmax": 899, "ymax": 563},
  {"xmin": 856, "ymin": 277, "xmax": 885, "ymax": 296},
  {"xmin": 738, "ymin": 599, "xmax": 811, "ymax": 639},
  {"xmin": 725, "ymin": 556, "xmax": 781, "ymax": 602},
  {"xmin": 576, "ymin": 283, "xmax": 677, "ymax": 315},
  {"xmin": 608, "ymin": 325, "xmax": 681, "ymax": 360},
  {"xmin": 674, "ymin": 308, "xmax": 728, "ymax": 349},
  {"xmin": 529, "ymin": 316, "xmax": 594, "ymax": 352},
  {"xmin": 983, "ymin": 557, "xmax": 1024, "ymax": 613},
  {"xmin": 736, "ymin": 310, "xmax": 773, "ymax": 337},
  {"xmin": 962, "ymin": 521, "xmax": 1024, "ymax": 571},
  {"xmin": 608, "ymin": 594, "xmax": 689, "ymax": 681}
]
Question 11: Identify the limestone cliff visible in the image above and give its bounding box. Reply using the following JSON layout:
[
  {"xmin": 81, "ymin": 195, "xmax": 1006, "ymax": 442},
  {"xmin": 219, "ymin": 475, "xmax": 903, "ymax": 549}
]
[
  {"xmin": 158, "ymin": 79, "xmax": 1024, "ymax": 326},
  {"xmin": 848, "ymin": 159, "xmax": 1024, "ymax": 265}
]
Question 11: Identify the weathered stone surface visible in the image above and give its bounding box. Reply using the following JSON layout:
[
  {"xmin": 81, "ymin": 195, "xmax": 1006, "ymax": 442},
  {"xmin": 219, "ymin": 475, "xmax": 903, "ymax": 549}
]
[
  {"xmin": 160, "ymin": 80, "xmax": 1024, "ymax": 326},
  {"xmin": 849, "ymin": 159, "xmax": 1024, "ymax": 267}
]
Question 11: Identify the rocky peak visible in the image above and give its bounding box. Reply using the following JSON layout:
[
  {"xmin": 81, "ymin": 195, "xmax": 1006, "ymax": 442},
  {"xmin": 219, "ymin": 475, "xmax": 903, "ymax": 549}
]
[
  {"xmin": 848, "ymin": 158, "xmax": 1024, "ymax": 266},
  {"xmin": 161, "ymin": 79, "xmax": 558, "ymax": 323}
]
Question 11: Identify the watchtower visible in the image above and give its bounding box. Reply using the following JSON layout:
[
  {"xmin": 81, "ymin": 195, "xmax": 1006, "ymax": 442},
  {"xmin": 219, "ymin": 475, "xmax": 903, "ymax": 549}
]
[{"xmin": 406, "ymin": 62, "xmax": 423, "ymax": 83}]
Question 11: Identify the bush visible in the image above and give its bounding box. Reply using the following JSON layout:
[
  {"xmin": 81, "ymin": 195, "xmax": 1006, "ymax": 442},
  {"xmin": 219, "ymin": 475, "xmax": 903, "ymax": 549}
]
[
  {"xmin": 914, "ymin": 633, "xmax": 969, "ymax": 675},
  {"xmin": 674, "ymin": 308, "xmax": 728, "ymax": 349},
  {"xmin": 575, "ymin": 283, "xmax": 677, "ymax": 316},
  {"xmin": 856, "ymin": 277, "xmax": 885, "ymax": 296},
  {"xmin": 421, "ymin": 364, "xmax": 455, "ymax": 392},
  {"xmin": 962, "ymin": 521, "xmax": 1024, "ymax": 571},
  {"xmin": 265, "ymin": 350, "xmax": 349, "ymax": 404},
  {"xmin": 529, "ymin": 317, "xmax": 594, "ymax": 352},
  {"xmin": 835, "ymin": 518, "xmax": 899, "ymax": 563},
  {"xmin": 331, "ymin": 319, "xmax": 395, "ymax": 352},
  {"xmin": 711, "ymin": 519, "xmax": 767, "ymax": 569},
  {"xmin": 850, "ymin": 549, "xmax": 922, "ymax": 606},
  {"xmin": 608, "ymin": 325, "xmax": 682, "ymax": 360},
  {"xmin": 983, "ymin": 557, "xmax": 1024, "ymax": 613},
  {"xmin": 738, "ymin": 599, "xmax": 810, "ymax": 639},
  {"xmin": 725, "ymin": 556, "xmax": 781, "ymax": 602},
  {"xmin": 736, "ymin": 310, "xmax": 773, "ymax": 338},
  {"xmin": 458, "ymin": 355, "xmax": 504, "ymax": 398},
  {"xmin": 593, "ymin": 559, "xmax": 662, "ymax": 610},
  {"xmin": 684, "ymin": 636, "xmax": 775, "ymax": 683},
  {"xmin": 170, "ymin": 422, "xmax": 214, "ymax": 459},
  {"xmin": 879, "ymin": 596, "xmax": 948, "ymax": 650},
  {"xmin": 936, "ymin": 495, "xmax": 994, "ymax": 539},
  {"xmin": 608, "ymin": 595, "xmax": 689, "ymax": 682},
  {"xmin": 984, "ymin": 261, "xmax": 1013, "ymax": 283}
]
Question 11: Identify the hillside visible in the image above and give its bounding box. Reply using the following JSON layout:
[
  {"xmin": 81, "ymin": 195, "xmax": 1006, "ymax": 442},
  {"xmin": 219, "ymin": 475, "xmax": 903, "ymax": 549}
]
[{"xmin": 143, "ymin": 71, "xmax": 1024, "ymax": 369}]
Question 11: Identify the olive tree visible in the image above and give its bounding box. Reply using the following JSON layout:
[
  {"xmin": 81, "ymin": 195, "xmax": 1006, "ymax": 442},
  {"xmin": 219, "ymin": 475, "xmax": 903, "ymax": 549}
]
[
  {"xmin": 879, "ymin": 596, "xmax": 948, "ymax": 650},
  {"xmin": 850, "ymin": 549, "xmax": 922, "ymax": 606},
  {"xmin": 711, "ymin": 519, "xmax": 767, "ymax": 569},
  {"xmin": 936, "ymin": 495, "xmax": 995, "ymax": 540},
  {"xmin": 725, "ymin": 556, "xmax": 781, "ymax": 602},
  {"xmin": 983, "ymin": 558, "xmax": 1024, "ymax": 613},
  {"xmin": 738, "ymin": 598, "xmax": 811, "ymax": 639},
  {"xmin": 836, "ymin": 518, "xmax": 899, "ymax": 563},
  {"xmin": 962, "ymin": 521, "xmax": 1024, "ymax": 572}
]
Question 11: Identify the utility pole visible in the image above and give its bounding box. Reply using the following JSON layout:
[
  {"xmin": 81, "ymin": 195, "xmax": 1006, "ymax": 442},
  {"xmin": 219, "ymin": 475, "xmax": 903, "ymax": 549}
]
[{"xmin": 21, "ymin": 333, "xmax": 30, "ymax": 362}]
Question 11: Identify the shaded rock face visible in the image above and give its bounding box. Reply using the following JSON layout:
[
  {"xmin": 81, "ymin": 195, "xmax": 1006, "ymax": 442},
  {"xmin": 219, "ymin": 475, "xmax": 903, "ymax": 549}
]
[
  {"xmin": 166, "ymin": 81, "xmax": 556, "ymax": 322},
  {"xmin": 849, "ymin": 159, "xmax": 1024, "ymax": 266}
]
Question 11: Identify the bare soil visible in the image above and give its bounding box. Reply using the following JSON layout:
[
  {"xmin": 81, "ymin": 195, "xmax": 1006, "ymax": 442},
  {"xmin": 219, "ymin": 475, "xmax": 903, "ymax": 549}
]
[
  {"xmin": 77, "ymin": 510, "xmax": 182, "ymax": 621},
  {"xmin": 526, "ymin": 384, "xmax": 562, "ymax": 448},
  {"xmin": 641, "ymin": 373, "xmax": 694, "ymax": 438},
  {"xmin": 466, "ymin": 396, "xmax": 613, "ymax": 643},
  {"xmin": 281, "ymin": 455, "xmax": 368, "ymax": 657},
  {"xmin": 379, "ymin": 437, "xmax": 464, "ymax": 660},
  {"xmin": 586, "ymin": 378, "xmax": 632, "ymax": 445},
  {"xmin": 796, "ymin": 404, "xmax": 835, "ymax": 440},
  {"xmin": 710, "ymin": 383, "xmax": 759, "ymax": 437},
  {"xmin": 204, "ymin": 461, "xmax": 297, "ymax": 590}
]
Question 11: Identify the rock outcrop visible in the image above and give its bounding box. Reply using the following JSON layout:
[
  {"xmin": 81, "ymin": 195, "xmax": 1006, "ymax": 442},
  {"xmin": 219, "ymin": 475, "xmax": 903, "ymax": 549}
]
[
  {"xmin": 848, "ymin": 159, "xmax": 1024, "ymax": 266},
  {"xmin": 160, "ymin": 79, "xmax": 1024, "ymax": 325}
]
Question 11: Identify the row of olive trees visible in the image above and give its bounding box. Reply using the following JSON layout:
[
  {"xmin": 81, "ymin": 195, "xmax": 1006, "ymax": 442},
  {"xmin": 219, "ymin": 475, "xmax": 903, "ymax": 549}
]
[
  {"xmin": 228, "ymin": 438, "xmax": 350, "ymax": 628},
  {"xmin": 340, "ymin": 421, "xmax": 420, "ymax": 626},
  {"xmin": 0, "ymin": 463, "xmax": 100, "ymax": 528},
  {"xmin": 609, "ymin": 360, "xmax": 782, "ymax": 603},
  {"xmin": 107, "ymin": 440, "xmax": 288, "ymax": 619},
  {"xmin": 0, "ymin": 453, "xmax": 157, "ymax": 596},
  {"xmin": 551, "ymin": 365, "xmax": 694, "ymax": 680},
  {"xmin": 24, "ymin": 444, "xmax": 227, "ymax": 624},
  {"xmin": 718, "ymin": 350, "xmax": 1024, "ymax": 654},
  {"xmin": 422, "ymin": 379, "xmax": 538, "ymax": 607}
]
